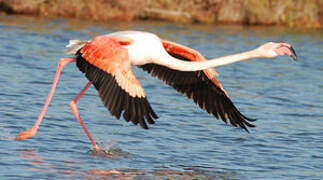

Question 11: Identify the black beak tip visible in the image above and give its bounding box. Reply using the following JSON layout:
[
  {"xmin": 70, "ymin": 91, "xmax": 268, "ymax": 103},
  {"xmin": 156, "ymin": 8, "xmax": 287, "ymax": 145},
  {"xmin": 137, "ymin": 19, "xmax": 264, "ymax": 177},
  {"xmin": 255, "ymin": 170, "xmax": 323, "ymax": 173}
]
[
  {"xmin": 289, "ymin": 46, "xmax": 297, "ymax": 61},
  {"xmin": 290, "ymin": 54, "xmax": 297, "ymax": 61}
]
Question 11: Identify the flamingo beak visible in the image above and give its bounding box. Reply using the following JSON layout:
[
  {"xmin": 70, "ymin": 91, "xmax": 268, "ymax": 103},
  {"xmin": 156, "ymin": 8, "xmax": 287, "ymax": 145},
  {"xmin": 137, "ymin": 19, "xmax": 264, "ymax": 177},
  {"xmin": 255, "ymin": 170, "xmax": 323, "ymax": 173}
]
[{"xmin": 289, "ymin": 46, "xmax": 297, "ymax": 61}]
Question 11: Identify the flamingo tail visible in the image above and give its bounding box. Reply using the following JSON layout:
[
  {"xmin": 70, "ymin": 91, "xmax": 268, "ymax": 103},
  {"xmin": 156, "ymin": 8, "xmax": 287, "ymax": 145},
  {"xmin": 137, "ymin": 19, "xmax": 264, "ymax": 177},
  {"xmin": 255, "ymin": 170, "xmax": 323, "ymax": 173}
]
[{"xmin": 65, "ymin": 40, "xmax": 88, "ymax": 55}]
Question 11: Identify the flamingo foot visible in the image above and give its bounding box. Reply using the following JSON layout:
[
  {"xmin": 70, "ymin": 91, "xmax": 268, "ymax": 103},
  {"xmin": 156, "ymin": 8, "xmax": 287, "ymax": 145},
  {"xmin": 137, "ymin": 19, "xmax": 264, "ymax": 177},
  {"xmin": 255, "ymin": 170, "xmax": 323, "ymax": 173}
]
[{"xmin": 15, "ymin": 128, "xmax": 37, "ymax": 140}]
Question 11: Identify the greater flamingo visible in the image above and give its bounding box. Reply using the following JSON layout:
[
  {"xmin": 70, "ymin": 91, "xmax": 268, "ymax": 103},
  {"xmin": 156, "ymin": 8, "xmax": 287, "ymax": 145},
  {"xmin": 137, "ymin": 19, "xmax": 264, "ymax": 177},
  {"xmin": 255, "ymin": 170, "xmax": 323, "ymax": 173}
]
[{"xmin": 16, "ymin": 31, "xmax": 297, "ymax": 151}]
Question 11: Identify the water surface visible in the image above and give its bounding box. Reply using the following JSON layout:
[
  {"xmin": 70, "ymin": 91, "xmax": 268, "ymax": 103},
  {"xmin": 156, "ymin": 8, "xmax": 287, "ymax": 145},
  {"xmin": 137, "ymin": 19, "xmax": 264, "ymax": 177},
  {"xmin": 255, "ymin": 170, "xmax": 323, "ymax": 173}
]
[{"xmin": 0, "ymin": 15, "xmax": 322, "ymax": 179}]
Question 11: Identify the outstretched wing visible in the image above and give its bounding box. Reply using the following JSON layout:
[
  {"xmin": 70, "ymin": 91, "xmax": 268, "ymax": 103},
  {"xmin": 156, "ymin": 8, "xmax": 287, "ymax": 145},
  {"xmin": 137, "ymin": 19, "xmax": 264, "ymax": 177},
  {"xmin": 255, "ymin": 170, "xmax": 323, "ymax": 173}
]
[
  {"xmin": 75, "ymin": 35, "xmax": 158, "ymax": 129},
  {"xmin": 139, "ymin": 39, "xmax": 256, "ymax": 132}
]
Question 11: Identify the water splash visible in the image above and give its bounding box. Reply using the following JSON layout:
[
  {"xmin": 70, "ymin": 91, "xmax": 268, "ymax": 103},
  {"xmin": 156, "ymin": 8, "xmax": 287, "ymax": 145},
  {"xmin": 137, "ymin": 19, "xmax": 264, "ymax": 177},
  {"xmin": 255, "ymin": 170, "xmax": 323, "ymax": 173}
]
[{"xmin": 89, "ymin": 141, "xmax": 132, "ymax": 159}]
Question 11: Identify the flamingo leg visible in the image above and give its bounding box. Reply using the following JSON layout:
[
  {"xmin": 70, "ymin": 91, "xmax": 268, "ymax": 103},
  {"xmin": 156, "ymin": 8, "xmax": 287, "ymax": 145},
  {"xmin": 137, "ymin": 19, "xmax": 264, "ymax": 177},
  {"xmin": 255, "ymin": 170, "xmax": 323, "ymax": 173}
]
[
  {"xmin": 69, "ymin": 82, "xmax": 100, "ymax": 151},
  {"xmin": 16, "ymin": 58, "xmax": 76, "ymax": 140}
]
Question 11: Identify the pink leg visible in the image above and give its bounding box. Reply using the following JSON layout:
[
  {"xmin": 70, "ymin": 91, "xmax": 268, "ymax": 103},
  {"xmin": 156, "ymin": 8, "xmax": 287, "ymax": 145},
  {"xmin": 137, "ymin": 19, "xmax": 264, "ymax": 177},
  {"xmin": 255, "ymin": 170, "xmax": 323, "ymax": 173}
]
[
  {"xmin": 69, "ymin": 82, "xmax": 100, "ymax": 151},
  {"xmin": 16, "ymin": 58, "xmax": 76, "ymax": 140}
]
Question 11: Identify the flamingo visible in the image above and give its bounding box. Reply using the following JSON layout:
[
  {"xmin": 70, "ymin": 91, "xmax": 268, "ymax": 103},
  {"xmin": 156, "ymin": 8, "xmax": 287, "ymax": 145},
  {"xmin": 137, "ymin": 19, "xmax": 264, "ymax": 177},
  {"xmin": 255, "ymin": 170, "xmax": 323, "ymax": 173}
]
[{"xmin": 15, "ymin": 31, "xmax": 297, "ymax": 151}]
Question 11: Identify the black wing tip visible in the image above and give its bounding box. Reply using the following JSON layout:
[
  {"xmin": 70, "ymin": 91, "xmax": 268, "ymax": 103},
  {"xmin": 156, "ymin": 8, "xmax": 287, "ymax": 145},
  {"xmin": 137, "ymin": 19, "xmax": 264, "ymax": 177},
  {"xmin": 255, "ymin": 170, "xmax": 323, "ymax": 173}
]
[
  {"xmin": 124, "ymin": 97, "xmax": 158, "ymax": 130},
  {"xmin": 140, "ymin": 121, "xmax": 149, "ymax": 129},
  {"xmin": 225, "ymin": 110, "xmax": 257, "ymax": 133},
  {"xmin": 240, "ymin": 116, "xmax": 257, "ymax": 133},
  {"xmin": 243, "ymin": 127, "xmax": 250, "ymax": 133},
  {"xmin": 244, "ymin": 116, "xmax": 257, "ymax": 122}
]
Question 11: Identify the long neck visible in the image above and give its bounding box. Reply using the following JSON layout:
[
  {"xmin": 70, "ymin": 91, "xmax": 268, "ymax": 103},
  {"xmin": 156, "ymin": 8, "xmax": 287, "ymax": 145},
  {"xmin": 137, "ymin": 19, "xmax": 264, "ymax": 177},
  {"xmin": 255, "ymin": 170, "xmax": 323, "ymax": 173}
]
[{"xmin": 153, "ymin": 49, "xmax": 261, "ymax": 71}]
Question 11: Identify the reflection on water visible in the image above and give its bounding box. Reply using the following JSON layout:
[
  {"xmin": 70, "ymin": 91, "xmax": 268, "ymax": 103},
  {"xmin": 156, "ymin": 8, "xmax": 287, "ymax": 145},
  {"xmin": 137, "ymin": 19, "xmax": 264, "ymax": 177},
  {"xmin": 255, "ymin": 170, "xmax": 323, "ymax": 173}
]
[
  {"xmin": 18, "ymin": 149, "xmax": 59, "ymax": 176},
  {"xmin": 86, "ymin": 168, "xmax": 236, "ymax": 179},
  {"xmin": 1, "ymin": 14, "xmax": 323, "ymax": 179},
  {"xmin": 19, "ymin": 149, "xmax": 44, "ymax": 166},
  {"xmin": 19, "ymin": 149, "xmax": 235, "ymax": 179}
]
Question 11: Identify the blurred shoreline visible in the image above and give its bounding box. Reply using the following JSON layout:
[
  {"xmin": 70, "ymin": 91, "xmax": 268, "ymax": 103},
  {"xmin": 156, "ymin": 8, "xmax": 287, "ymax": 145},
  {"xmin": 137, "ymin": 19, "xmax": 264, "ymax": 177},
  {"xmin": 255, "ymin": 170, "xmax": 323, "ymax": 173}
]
[{"xmin": 0, "ymin": 0, "xmax": 322, "ymax": 28}]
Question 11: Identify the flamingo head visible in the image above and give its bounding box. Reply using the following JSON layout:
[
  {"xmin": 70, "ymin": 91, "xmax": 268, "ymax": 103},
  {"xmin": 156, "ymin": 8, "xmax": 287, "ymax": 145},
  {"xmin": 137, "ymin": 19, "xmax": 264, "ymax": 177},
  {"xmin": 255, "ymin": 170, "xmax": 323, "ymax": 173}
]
[{"xmin": 257, "ymin": 42, "xmax": 297, "ymax": 61}]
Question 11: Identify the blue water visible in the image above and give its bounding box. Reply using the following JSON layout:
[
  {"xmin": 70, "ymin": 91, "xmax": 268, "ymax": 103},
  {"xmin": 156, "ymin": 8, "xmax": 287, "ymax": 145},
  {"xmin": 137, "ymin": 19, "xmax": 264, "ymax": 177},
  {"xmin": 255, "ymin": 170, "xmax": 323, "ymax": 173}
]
[{"xmin": 0, "ymin": 15, "xmax": 322, "ymax": 179}]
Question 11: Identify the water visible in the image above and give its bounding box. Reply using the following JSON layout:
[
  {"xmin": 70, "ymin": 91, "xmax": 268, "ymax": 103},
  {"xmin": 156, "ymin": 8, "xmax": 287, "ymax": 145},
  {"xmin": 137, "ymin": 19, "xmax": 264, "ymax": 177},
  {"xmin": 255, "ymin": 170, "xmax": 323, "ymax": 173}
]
[{"xmin": 0, "ymin": 15, "xmax": 322, "ymax": 179}]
